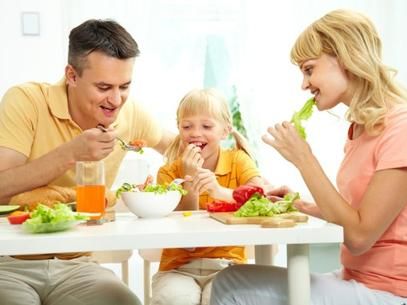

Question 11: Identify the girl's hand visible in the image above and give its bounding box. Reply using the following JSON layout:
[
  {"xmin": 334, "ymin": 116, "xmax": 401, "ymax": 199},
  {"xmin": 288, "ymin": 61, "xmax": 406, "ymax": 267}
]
[
  {"xmin": 181, "ymin": 144, "xmax": 204, "ymax": 176},
  {"xmin": 191, "ymin": 168, "xmax": 222, "ymax": 197},
  {"xmin": 262, "ymin": 121, "xmax": 312, "ymax": 167}
]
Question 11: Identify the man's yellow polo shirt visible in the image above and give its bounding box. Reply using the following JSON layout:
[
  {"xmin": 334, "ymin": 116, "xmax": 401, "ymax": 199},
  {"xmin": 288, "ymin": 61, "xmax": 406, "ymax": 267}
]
[
  {"xmin": 157, "ymin": 149, "xmax": 261, "ymax": 271},
  {"xmin": 0, "ymin": 79, "xmax": 162, "ymax": 189}
]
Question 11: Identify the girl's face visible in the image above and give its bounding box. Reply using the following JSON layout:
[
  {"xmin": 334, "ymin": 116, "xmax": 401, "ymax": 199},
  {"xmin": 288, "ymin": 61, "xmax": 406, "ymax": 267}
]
[
  {"xmin": 179, "ymin": 114, "xmax": 228, "ymax": 160},
  {"xmin": 300, "ymin": 53, "xmax": 351, "ymax": 110}
]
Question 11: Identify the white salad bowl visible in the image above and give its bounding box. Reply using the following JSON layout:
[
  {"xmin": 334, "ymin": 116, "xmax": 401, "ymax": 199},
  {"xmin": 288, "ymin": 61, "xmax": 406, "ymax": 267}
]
[{"xmin": 121, "ymin": 191, "xmax": 181, "ymax": 218}]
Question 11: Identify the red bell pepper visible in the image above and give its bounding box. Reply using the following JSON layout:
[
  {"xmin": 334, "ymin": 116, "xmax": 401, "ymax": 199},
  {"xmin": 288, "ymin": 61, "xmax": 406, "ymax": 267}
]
[
  {"xmin": 232, "ymin": 185, "xmax": 264, "ymax": 207},
  {"xmin": 206, "ymin": 201, "xmax": 240, "ymax": 212},
  {"xmin": 7, "ymin": 211, "xmax": 30, "ymax": 225}
]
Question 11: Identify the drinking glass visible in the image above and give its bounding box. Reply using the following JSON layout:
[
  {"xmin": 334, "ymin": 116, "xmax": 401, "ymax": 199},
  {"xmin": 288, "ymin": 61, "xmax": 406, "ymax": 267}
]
[{"xmin": 76, "ymin": 161, "xmax": 106, "ymax": 220}]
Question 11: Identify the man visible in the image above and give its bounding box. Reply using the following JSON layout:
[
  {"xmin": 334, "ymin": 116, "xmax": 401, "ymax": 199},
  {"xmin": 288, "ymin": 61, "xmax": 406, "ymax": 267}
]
[{"xmin": 0, "ymin": 19, "xmax": 173, "ymax": 305}]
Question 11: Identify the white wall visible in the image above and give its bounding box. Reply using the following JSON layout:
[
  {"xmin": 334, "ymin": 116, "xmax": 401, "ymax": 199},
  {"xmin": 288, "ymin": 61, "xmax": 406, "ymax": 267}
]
[
  {"xmin": 1, "ymin": 0, "xmax": 407, "ymax": 199},
  {"xmin": 0, "ymin": 0, "xmax": 65, "ymax": 93}
]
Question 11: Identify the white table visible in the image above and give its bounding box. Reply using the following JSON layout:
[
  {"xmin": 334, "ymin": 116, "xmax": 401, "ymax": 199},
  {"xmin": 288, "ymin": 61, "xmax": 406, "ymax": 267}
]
[{"xmin": 0, "ymin": 211, "xmax": 343, "ymax": 305}]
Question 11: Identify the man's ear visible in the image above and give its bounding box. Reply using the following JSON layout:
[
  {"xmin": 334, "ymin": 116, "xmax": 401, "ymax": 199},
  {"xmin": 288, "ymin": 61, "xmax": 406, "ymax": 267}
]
[{"xmin": 65, "ymin": 64, "xmax": 77, "ymax": 86}]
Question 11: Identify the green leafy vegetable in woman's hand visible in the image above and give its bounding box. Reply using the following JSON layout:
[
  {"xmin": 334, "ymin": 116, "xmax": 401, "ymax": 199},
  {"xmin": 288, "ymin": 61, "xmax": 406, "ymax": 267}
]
[{"xmin": 290, "ymin": 97, "xmax": 315, "ymax": 139}]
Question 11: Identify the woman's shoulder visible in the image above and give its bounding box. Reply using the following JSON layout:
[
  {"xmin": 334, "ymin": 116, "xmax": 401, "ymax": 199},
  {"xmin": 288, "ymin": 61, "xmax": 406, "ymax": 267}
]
[{"xmin": 386, "ymin": 105, "xmax": 407, "ymax": 127}]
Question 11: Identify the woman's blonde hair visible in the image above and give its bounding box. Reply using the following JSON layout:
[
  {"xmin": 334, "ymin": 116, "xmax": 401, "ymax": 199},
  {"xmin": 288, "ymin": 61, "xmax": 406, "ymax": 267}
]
[
  {"xmin": 165, "ymin": 88, "xmax": 253, "ymax": 163},
  {"xmin": 290, "ymin": 9, "xmax": 407, "ymax": 135}
]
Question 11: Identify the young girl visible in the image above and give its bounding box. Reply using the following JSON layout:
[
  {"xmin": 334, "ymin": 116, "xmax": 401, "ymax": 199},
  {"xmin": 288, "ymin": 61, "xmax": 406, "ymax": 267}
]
[
  {"xmin": 151, "ymin": 88, "xmax": 264, "ymax": 305},
  {"xmin": 210, "ymin": 9, "xmax": 407, "ymax": 305}
]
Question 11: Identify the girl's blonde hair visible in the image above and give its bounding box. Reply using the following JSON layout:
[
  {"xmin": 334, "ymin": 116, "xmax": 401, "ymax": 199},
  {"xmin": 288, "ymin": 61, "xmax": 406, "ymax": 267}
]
[
  {"xmin": 290, "ymin": 9, "xmax": 407, "ymax": 135},
  {"xmin": 165, "ymin": 88, "xmax": 253, "ymax": 163}
]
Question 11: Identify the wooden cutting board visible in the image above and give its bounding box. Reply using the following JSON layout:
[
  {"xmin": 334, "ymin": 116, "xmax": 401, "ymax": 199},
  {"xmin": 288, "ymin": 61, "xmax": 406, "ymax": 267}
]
[{"xmin": 209, "ymin": 212, "xmax": 308, "ymax": 228}]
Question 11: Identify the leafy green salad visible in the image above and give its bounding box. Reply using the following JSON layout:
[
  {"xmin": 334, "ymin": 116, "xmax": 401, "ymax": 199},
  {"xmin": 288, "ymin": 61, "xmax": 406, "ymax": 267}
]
[
  {"xmin": 290, "ymin": 97, "xmax": 315, "ymax": 140},
  {"xmin": 116, "ymin": 182, "xmax": 187, "ymax": 198},
  {"xmin": 22, "ymin": 203, "xmax": 89, "ymax": 233},
  {"xmin": 234, "ymin": 192, "xmax": 300, "ymax": 217}
]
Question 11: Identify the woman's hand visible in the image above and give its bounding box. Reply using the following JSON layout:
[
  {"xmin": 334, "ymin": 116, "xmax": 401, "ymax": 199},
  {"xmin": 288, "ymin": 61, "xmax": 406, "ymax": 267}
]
[
  {"xmin": 262, "ymin": 121, "xmax": 313, "ymax": 168},
  {"xmin": 181, "ymin": 144, "xmax": 204, "ymax": 176},
  {"xmin": 294, "ymin": 201, "xmax": 323, "ymax": 219},
  {"xmin": 264, "ymin": 185, "xmax": 323, "ymax": 219},
  {"xmin": 264, "ymin": 185, "xmax": 293, "ymax": 202}
]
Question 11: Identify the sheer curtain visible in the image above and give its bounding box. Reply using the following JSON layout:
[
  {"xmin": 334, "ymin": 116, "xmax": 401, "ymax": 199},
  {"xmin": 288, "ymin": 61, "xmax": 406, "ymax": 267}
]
[
  {"xmin": 2, "ymin": 0, "xmax": 406, "ymax": 194},
  {"xmin": 59, "ymin": 0, "xmax": 407, "ymax": 194}
]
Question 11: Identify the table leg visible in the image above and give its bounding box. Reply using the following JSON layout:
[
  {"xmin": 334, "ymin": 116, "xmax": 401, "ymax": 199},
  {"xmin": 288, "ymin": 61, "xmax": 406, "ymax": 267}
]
[
  {"xmin": 254, "ymin": 245, "xmax": 274, "ymax": 265},
  {"xmin": 287, "ymin": 244, "xmax": 310, "ymax": 305}
]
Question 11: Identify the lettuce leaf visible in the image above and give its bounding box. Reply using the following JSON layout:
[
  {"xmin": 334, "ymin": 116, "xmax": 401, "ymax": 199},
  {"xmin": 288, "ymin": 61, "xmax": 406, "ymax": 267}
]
[
  {"xmin": 234, "ymin": 192, "xmax": 300, "ymax": 217},
  {"xmin": 116, "ymin": 182, "xmax": 187, "ymax": 198},
  {"xmin": 290, "ymin": 97, "xmax": 315, "ymax": 139},
  {"xmin": 22, "ymin": 203, "xmax": 88, "ymax": 233}
]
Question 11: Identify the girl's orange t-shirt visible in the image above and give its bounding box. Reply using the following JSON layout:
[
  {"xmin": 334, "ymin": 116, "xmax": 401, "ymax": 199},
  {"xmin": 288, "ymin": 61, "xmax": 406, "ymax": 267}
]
[
  {"xmin": 157, "ymin": 149, "xmax": 260, "ymax": 271},
  {"xmin": 337, "ymin": 106, "xmax": 407, "ymax": 297}
]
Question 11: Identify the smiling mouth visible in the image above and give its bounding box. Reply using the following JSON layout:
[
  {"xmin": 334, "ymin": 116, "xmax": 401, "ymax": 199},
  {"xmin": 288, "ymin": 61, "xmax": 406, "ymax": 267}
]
[
  {"xmin": 190, "ymin": 142, "xmax": 207, "ymax": 150},
  {"xmin": 100, "ymin": 106, "xmax": 116, "ymax": 116}
]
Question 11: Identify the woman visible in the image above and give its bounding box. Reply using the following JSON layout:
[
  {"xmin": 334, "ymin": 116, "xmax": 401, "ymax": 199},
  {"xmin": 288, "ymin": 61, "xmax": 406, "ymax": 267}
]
[{"xmin": 210, "ymin": 9, "xmax": 407, "ymax": 305}]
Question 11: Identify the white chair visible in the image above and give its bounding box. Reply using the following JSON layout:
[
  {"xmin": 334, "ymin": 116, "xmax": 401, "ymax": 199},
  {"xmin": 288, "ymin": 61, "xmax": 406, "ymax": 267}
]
[
  {"xmin": 91, "ymin": 250, "xmax": 133, "ymax": 285},
  {"xmin": 139, "ymin": 245, "xmax": 277, "ymax": 305},
  {"xmin": 138, "ymin": 249, "xmax": 162, "ymax": 305},
  {"xmin": 90, "ymin": 200, "xmax": 134, "ymax": 286}
]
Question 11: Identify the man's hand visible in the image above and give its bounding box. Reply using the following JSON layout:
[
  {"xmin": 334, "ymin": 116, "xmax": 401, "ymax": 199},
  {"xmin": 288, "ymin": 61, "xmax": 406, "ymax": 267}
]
[{"xmin": 66, "ymin": 127, "xmax": 116, "ymax": 162}]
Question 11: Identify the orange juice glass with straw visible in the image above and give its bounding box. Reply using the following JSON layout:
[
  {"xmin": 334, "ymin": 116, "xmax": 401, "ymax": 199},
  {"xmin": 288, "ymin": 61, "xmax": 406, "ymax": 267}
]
[{"xmin": 76, "ymin": 161, "xmax": 105, "ymax": 220}]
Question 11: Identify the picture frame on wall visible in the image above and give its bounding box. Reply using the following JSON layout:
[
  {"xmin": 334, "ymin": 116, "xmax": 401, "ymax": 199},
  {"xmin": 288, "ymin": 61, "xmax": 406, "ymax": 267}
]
[{"xmin": 21, "ymin": 12, "xmax": 40, "ymax": 36}]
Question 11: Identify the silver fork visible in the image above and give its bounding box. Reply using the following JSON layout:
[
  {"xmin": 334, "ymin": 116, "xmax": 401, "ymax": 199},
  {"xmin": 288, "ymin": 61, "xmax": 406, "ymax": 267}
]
[
  {"xmin": 172, "ymin": 178, "xmax": 185, "ymax": 185},
  {"xmin": 96, "ymin": 125, "xmax": 141, "ymax": 152}
]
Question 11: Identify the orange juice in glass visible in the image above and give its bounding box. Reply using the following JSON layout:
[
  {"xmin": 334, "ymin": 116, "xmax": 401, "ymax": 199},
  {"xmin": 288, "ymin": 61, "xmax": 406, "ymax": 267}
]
[{"xmin": 76, "ymin": 161, "xmax": 105, "ymax": 220}]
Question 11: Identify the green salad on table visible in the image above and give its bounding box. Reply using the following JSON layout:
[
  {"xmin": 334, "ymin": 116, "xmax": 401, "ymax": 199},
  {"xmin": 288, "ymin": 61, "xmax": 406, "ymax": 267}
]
[
  {"xmin": 22, "ymin": 203, "xmax": 89, "ymax": 233},
  {"xmin": 115, "ymin": 182, "xmax": 187, "ymax": 198}
]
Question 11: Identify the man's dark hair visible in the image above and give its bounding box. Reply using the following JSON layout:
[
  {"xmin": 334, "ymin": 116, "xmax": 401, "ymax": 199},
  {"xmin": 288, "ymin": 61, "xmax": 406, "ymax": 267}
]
[{"xmin": 68, "ymin": 19, "xmax": 140, "ymax": 75}]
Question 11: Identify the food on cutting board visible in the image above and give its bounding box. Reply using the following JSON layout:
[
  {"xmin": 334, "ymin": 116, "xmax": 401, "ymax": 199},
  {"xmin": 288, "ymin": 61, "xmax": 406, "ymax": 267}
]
[
  {"xmin": 208, "ymin": 185, "xmax": 308, "ymax": 228},
  {"xmin": 206, "ymin": 185, "xmax": 264, "ymax": 212},
  {"xmin": 234, "ymin": 192, "xmax": 300, "ymax": 217}
]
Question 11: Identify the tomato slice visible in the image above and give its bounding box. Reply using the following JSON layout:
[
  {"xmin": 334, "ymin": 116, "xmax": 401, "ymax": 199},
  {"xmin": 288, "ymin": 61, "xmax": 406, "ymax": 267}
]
[
  {"xmin": 129, "ymin": 139, "xmax": 146, "ymax": 148},
  {"xmin": 7, "ymin": 211, "xmax": 30, "ymax": 225},
  {"xmin": 206, "ymin": 201, "xmax": 240, "ymax": 212}
]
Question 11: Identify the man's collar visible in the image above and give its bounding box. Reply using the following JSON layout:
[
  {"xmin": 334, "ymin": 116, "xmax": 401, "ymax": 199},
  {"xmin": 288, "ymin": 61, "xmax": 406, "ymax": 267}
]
[{"xmin": 48, "ymin": 78, "xmax": 71, "ymax": 120}]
